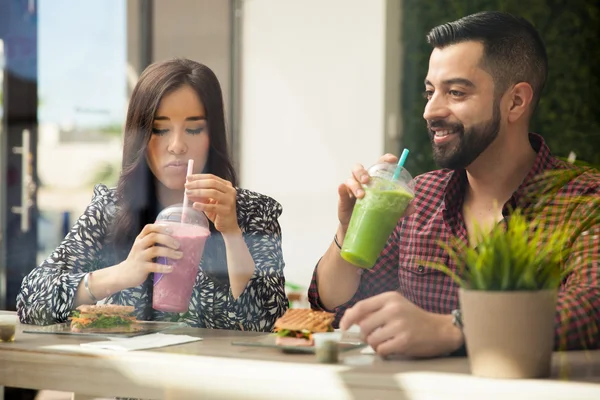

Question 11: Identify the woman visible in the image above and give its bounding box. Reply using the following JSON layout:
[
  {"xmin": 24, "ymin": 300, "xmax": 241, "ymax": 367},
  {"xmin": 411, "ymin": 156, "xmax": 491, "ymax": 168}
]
[{"xmin": 17, "ymin": 58, "xmax": 288, "ymax": 331}]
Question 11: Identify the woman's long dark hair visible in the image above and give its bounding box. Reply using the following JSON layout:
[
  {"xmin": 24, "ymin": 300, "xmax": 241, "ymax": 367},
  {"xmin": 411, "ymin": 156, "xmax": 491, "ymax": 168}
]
[{"xmin": 108, "ymin": 58, "xmax": 237, "ymax": 287}]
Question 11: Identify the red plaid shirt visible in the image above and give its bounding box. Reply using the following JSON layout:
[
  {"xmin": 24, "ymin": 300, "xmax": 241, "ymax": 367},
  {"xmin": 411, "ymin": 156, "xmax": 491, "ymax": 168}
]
[{"xmin": 309, "ymin": 133, "xmax": 600, "ymax": 350}]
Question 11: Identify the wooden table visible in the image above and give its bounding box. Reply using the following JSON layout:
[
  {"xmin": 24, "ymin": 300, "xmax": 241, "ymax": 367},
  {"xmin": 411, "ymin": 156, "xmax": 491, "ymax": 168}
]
[{"xmin": 1, "ymin": 319, "xmax": 600, "ymax": 400}]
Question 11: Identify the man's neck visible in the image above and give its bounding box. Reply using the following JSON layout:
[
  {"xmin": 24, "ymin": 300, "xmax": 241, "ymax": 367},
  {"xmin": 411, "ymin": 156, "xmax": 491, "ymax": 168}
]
[{"xmin": 464, "ymin": 131, "xmax": 537, "ymax": 207}]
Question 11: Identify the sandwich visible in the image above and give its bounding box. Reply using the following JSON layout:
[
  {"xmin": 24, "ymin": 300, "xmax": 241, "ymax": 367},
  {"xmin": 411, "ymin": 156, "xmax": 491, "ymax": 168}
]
[
  {"xmin": 273, "ymin": 308, "xmax": 335, "ymax": 346},
  {"xmin": 69, "ymin": 304, "xmax": 137, "ymax": 333}
]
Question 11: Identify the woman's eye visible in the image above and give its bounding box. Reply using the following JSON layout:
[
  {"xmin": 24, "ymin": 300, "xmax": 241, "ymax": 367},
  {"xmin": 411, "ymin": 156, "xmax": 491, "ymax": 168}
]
[
  {"xmin": 152, "ymin": 128, "xmax": 168, "ymax": 135},
  {"xmin": 187, "ymin": 128, "xmax": 204, "ymax": 134}
]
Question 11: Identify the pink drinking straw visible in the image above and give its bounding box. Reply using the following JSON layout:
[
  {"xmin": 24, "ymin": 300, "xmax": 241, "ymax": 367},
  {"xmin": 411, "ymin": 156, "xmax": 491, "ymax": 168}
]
[{"xmin": 181, "ymin": 159, "xmax": 194, "ymax": 224}]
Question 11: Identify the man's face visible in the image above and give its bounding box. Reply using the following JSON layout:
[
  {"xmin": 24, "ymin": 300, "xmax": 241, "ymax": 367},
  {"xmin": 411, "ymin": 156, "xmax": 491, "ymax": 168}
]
[{"xmin": 423, "ymin": 41, "xmax": 501, "ymax": 170}]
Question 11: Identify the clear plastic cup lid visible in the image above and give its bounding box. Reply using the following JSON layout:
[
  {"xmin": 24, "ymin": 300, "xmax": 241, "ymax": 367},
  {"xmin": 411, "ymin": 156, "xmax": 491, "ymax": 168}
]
[
  {"xmin": 367, "ymin": 163, "xmax": 415, "ymax": 194},
  {"xmin": 156, "ymin": 203, "xmax": 210, "ymax": 229}
]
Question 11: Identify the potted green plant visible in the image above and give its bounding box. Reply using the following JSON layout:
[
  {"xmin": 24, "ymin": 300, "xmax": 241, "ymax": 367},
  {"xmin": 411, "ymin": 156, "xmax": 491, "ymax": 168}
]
[{"xmin": 424, "ymin": 167, "xmax": 599, "ymax": 379}]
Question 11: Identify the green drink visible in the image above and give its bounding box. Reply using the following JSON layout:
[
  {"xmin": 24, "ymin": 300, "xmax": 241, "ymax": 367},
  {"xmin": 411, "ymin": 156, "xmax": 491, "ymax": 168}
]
[{"xmin": 341, "ymin": 164, "xmax": 414, "ymax": 269}]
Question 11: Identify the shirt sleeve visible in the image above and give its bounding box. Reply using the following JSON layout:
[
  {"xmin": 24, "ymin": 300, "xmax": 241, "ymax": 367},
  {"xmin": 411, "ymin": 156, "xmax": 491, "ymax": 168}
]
[
  {"xmin": 555, "ymin": 196, "xmax": 600, "ymax": 350},
  {"xmin": 308, "ymin": 224, "xmax": 401, "ymax": 327},
  {"xmin": 215, "ymin": 191, "xmax": 288, "ymax": 332},
  {"xmin": 16, "ymin": 185, "xmax": 116, "ymax": 325}
]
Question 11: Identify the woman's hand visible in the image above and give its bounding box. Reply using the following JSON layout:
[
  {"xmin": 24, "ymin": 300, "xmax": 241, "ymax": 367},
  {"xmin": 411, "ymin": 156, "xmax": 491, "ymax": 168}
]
[
  {"xmin": 115, "ymin": 223, "xmax": 182, "ymax": 289},
  {"xmin": 185, "ymin": 174, "xmax": 240, "ymax": 234}
]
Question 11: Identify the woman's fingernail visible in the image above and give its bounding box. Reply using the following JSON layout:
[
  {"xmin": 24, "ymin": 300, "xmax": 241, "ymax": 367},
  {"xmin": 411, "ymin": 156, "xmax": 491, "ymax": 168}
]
[
  {"xmin": 173, "ymin": 241, "xmax": 180, "ymax": 249},
  {"xmin": 164, "ymin": 227, "xmax": 173, "ymax": 234},
  {"xmin": 357, "ymin": 189, "xmax": 364, "ymax": 197},
  {"xmin": 165, "ymin": 265, "xmax": 173, "ymax": 272},
  {"xmin": 361, "ymin": 175, "xmax": 369, "ymax": 183}
]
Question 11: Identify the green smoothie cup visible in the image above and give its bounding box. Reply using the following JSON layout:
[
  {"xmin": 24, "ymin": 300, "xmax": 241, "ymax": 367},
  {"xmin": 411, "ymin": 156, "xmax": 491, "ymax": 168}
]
[{"xmin": 340, "ymin": 162, "xmax": 415, "ymax": 269}]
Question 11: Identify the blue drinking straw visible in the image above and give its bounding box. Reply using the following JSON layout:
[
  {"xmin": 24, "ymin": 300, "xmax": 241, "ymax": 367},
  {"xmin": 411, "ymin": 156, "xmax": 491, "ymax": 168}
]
[{"xmin": 392, "ymin": 148, "xmax": 409, "ymax": 181}]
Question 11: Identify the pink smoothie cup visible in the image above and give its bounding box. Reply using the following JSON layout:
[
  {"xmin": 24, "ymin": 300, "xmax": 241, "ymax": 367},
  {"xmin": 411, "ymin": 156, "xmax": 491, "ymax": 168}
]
[{"xmin": 152, "ymin": 204, "xmax": 210, "ymax": 313}]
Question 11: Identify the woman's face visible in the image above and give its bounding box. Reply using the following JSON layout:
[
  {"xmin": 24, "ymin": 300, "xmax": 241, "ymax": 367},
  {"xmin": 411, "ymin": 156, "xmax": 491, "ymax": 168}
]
[{"xmin": 146, "ymin": 84, "xmax": 210, "ymax": 191}]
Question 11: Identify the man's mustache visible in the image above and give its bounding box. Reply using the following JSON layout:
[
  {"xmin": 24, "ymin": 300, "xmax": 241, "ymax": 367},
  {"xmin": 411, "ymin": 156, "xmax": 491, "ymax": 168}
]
[{"xmin": 427, "ymin": 120, "xmax": 463, "ymax": 132}]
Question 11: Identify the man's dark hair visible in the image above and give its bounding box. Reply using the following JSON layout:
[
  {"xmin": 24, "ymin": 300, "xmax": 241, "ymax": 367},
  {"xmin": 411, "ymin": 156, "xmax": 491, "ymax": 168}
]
[{"xmin": 427, "ymin": 11, "xmax": 548, "ymax": 111}]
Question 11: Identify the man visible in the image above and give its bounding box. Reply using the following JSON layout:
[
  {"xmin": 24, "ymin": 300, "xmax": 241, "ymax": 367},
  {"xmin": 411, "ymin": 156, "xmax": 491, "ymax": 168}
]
[{"xmin": 308, "ymin": 11, "xmax": 600, "ymax": 358}]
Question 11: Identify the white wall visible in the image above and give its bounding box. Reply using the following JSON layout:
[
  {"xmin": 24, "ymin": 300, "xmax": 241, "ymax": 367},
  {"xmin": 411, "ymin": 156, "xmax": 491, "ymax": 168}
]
[
  {"xmin": 152, "ymin": 0, "xmax": 231, "ymax": 109},
  {"xmin": 239, "ymin": 0, "xmax": 391, "ymax": 288},
  {"xmin": 127, "ymin": 0, "xmax": 233, "ymax": 140}
]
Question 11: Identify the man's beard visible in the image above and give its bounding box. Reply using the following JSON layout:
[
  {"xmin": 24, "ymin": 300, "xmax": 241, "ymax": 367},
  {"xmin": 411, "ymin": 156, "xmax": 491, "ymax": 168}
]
[{"xmin": 427, "ymin": 104, "xmax": 501, "ymax": 170}]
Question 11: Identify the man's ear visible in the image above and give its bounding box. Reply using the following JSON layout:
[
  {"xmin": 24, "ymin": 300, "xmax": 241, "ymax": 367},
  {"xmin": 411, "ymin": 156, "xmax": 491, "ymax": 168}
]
[{"xmin": 507, "ymin": 82, "xmax": 534, "ymax": 122}]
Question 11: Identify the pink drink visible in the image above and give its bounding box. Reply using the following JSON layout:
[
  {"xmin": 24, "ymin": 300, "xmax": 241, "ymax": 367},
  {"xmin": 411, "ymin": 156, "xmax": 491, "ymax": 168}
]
[{"xmin": 153, "ymin": 221, "xmax": 210, "ymax": 313}]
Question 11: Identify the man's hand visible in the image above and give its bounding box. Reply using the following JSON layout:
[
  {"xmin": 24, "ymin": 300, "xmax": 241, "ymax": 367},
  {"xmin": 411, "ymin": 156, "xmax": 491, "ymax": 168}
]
[
  {"xmin": 338, "ymin": 154, "xmax": 401, "ymax": 231},
  {"xmin": 339, "ymin": 292, "xmax": 463, "ymax": 358}
]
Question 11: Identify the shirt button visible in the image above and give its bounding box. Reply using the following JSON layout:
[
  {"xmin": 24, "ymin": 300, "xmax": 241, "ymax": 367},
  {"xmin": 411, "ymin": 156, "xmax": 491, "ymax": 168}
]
[{"xmin": 417, "ymin": 266, "xmax": 425, "ymax": 273}]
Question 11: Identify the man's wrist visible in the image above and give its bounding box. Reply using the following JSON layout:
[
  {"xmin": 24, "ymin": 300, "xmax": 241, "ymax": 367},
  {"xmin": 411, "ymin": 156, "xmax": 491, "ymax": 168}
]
[
  {"xmin": 336, "ymin": 224, "xmax": 347, "ymax": 244},
  {"xmin": 441, "ymin": 314, "xmax": 465, "ymax": 354},
  {"xmin": 333, "ymin": 233, "xmax": 343, "ymax": 250},
  {"xmin": 329, "ymin": 224, "xmax": 363, "ymax": 276}
]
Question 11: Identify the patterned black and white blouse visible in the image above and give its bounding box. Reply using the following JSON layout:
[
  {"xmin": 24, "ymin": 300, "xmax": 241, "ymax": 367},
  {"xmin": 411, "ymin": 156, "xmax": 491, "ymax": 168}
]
[{"xmin": 17, "ymin": 184, "xmax": 288, "ymax": 332}]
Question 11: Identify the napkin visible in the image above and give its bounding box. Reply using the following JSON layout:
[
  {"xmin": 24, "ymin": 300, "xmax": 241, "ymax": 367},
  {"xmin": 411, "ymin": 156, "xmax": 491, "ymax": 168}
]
[
  {"xmin": 80, "ymin": 333, "xmax": 202, "ymax": 352},
  {"xmin": 360, "ymin": 346, "xmax": 376, "ymax": 354}
]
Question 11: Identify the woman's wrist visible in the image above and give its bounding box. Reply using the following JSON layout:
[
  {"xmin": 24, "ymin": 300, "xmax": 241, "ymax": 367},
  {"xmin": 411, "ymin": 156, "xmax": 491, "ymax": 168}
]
[
  {"xmin": 83, "ymin": 272, "xmax": 99, "ymax": 302},
  {"xmin": 221, "ymin": 226, "xmax": 255, "ymax": 299},
  {"xmin": 222, "ymin": 226, "xmax": 243, "ymax": 242},
  {"xmin": 89, "ymin": 264, "xmax": 126, "ymax": 300}
]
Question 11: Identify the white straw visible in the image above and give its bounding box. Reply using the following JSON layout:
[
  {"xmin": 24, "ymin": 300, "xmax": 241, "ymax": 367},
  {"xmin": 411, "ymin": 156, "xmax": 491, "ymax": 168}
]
[{"xmin": 181, "ymin": 159, "xmax": 194, "ymax": 223}]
